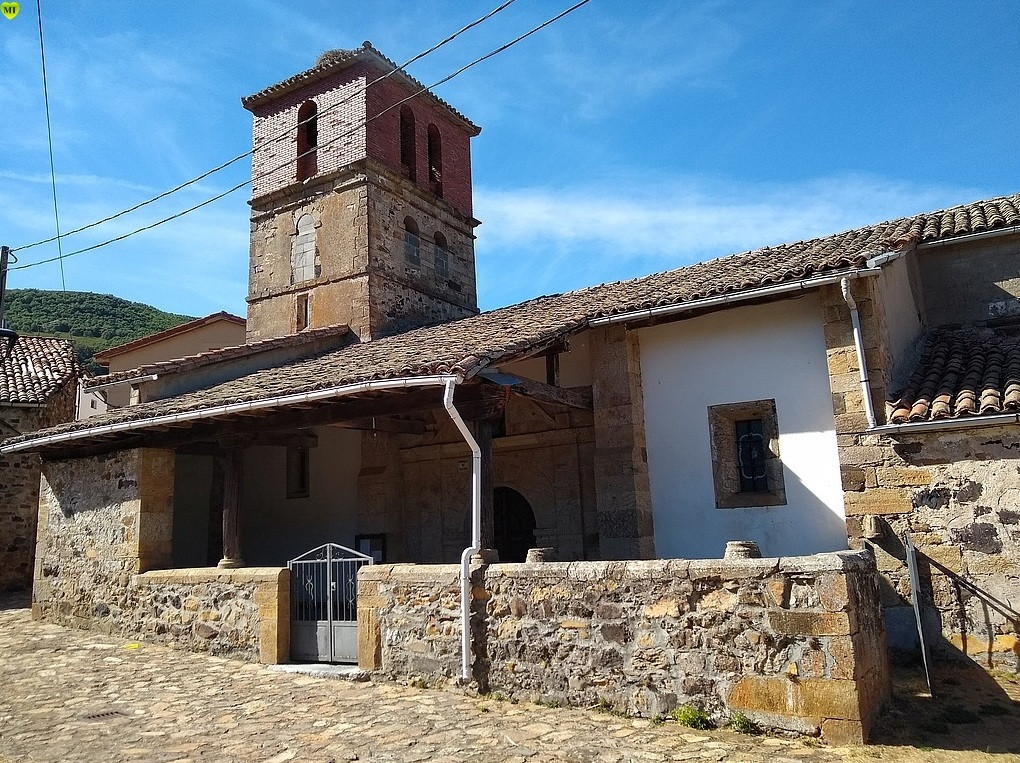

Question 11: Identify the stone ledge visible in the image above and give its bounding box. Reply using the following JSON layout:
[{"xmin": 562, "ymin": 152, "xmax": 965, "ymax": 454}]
[{"xmin": 133, "ymin": 567, "xmax": 287, "ymax": 586}]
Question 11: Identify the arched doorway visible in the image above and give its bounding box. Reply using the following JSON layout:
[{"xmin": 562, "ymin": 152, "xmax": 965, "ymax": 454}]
[{"xmin": 493, "ymin": 487, "xmax": 537, "ymax": 563}]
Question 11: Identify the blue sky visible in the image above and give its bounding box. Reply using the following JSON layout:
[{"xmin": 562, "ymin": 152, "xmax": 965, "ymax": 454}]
[{"xmin": 1, "ymin": 1, "xmax": 1017, "ymax": 318}]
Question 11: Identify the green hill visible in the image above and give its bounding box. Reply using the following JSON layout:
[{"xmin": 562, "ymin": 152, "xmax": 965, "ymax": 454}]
[{"xmin": 1, "ymin": 289, "xmax": 193, "ymax": 372}]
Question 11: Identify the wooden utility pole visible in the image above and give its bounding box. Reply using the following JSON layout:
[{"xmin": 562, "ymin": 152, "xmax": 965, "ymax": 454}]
[{"xmin": 0, "ymin": 245, "xmax": 18, "ymax": 358}]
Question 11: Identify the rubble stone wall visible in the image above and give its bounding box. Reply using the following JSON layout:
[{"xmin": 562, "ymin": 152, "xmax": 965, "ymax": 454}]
[
  {"xmin": 33, "ymin": 449, "xmax": 289, "ymax": 663},
  {"xmin": 0, "ymin": 383, "xmax": 77, "ymax": 591},
  {"xmin": 358, "ymin": 551, "xmax": 889, "ymax": 744}
]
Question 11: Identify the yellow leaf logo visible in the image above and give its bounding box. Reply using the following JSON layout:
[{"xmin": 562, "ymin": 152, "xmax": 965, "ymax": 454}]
[{"xmin": 1, "ymin": 3, "xmax": 19, "ymax": 20}]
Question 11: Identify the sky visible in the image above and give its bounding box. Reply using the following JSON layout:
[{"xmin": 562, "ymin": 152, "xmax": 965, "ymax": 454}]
[{"xmin": 1, "ymin": 1, "xmax": 1018, "ymax": 318}]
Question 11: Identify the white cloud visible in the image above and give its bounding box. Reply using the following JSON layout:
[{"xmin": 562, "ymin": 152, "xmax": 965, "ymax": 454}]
[{"xmin": 473, "ymin": 174, "xmax": 989, "ymax": 309}]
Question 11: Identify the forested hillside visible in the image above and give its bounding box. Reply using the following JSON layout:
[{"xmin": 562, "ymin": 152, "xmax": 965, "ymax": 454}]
[{"xmin": 1, "ymin": 289, "xmax": 193, "ymax": 371}]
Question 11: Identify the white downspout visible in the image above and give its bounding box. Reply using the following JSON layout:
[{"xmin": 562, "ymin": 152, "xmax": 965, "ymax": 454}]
[
  {"xmin": 840, "ymin": 278, "xmax": 877, "ymax": 429},
  {"xmin": 442, "ymin": 377, "xmax": 481, "ymax": 681}
]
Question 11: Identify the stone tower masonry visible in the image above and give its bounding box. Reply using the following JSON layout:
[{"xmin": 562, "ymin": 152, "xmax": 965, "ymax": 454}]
[{"xmin": 241, "ymin": 44, "xmax": 481, "ymax": 342}]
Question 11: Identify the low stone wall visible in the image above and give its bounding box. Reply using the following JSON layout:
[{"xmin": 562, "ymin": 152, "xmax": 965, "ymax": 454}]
[
  {"xmin": 131, "ymin": 568, "xmax": 289, "ymax": 663},
  {"xmin": 358, "ymin": 551, "xmax": 889, "ymax": 744}
]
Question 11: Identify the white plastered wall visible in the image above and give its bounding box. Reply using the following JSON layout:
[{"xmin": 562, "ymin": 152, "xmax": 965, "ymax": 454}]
[{"xmin": 639, "ymin": 293, "xmax": 848, "ymax": 559}]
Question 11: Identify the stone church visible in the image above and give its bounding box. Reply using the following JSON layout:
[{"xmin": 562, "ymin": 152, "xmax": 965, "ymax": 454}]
[{"xmin": 4, "ymin": 44, "xmax": 1020, "ymax": 743}]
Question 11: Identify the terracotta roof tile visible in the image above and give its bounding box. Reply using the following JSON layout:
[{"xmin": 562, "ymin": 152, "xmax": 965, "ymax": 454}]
[
  {"xmin": 0, "ymin": 336, "xmax": 79, "ymax": 405},
  {"xmin": 7, "ymin": 192, "xmax": 1020, "ymax": 448},
  {"xmin": 888, "ymin": 327, "xmax": 1020, "ymax": 424}
]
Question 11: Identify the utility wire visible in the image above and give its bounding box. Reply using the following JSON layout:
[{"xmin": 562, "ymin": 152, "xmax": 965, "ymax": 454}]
[
  {"xmin": 35, "ymin": 0, "xmax": 66, "ymax": 288},
  {"xmin": 12, "ymin": 0, "xmax": 593, "ymax": 272},
  {"xmin": 10, "ymin": 0, "xmax": 519, "ymax": 255}
]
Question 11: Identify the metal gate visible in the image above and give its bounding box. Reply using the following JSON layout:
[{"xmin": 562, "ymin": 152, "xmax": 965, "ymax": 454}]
[{"xmin": 288, "ymin": 543, "xmax": 373, "ymax": 663}]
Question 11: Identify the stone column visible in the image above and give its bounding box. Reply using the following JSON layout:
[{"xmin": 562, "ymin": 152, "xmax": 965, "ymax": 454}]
[
  {"xmin": 218, "ymin": 446, "xmax": 246, "ymax": 568},
  {"xmin": 589, "ymin": 325, "xmax": 655, "ymax": 560}
]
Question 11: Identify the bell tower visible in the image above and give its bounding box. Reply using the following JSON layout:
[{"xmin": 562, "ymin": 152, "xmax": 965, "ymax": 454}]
[{"xmin": 241, "ymin": 44, "xmax": 481, "ymax": 342}]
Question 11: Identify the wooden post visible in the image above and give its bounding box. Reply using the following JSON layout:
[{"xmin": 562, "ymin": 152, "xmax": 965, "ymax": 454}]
[
  {"xmin": 218, "ymin": 445, "xmax": 246, "ymax": 568},
  {"xmin": 477, "ymin": 418, "xmax": 496, "ymax": 557}
]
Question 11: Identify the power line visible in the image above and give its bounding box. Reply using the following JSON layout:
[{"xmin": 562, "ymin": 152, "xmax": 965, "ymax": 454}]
[
  {"xmin": 12, "ymin": 0, "xmax": 594, "ymax": 273},
  {"xmin": 35, "ymin": 0, "xmax": 66, "ymax": 289},
  {"xmin": 10, "ymin": 0, "xmax": 519, "ymax": 255}
]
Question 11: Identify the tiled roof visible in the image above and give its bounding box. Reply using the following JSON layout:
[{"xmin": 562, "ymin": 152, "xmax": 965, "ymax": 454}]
[
  {"xmin": 93, "ymin": 312, "xmax": 243, "ymax": 363},
  {"xmin": 85, "ymin": 324, "xmax": 350, "ymax": 390},
  {"xmin": 0, "ymin": 336, "xmax": 78, "ymax": 405},
  {"xmin": 6, "ymin": 191, "xmax": 1020, "ymax": 448},
  {"xmin": 888, "ymin": 327, "xmax": 1020, "ymax": 423},
  {"xmin": 241, "ymin": 42, "xmax": 480, "ymax": 134}
]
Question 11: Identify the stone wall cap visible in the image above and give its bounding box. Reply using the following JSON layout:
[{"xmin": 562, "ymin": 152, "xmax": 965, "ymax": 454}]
[{"xmin": 134, "ymin": 567, "xmax": 287, "ymax": 586}]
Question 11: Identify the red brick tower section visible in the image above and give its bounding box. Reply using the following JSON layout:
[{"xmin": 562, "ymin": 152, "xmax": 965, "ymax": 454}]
[{"xmin": 241, "ymin": 44, "xmax": 481, "ymax": 342}]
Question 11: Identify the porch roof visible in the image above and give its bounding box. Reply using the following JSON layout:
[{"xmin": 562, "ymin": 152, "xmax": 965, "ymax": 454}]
[{"xmin": 3, "ymin": 192, "xmax": 1018, "ymax": 454}]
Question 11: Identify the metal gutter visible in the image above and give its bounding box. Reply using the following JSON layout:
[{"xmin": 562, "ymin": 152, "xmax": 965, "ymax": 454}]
[
  {"xmin": 441, "ymin": 378, "xmax": 481, "ymax": 682},
  {"xmin": 869, "ymin": 413, "xmax": 1020, "ymax": 436},
  {"xmin": 916, "ymin": 225, "xmax": 1020, "ymax": 250},
  {"xmin": 0, "ymin": 401, "xmax": 45, "ymax": 409},
  {"xmin": 0, "ymin": 373, "xmax": 462, "ymax": 454},
  {"xmin": 86, "ymin": 373, "xmax": 159, "ymax": 391},
  {"xmin": 588, "ymin": 265, "xmax": 886, "ymax": 327}
]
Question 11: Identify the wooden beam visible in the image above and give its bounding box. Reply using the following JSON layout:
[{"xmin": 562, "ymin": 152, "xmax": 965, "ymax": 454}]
[
  {"xmin": 333, "ymin": 417, "xmax": 426, "ymax": 435},
  {"xmin": 481, "ymin": 374, "xmax": 593, "ymax": 411}
]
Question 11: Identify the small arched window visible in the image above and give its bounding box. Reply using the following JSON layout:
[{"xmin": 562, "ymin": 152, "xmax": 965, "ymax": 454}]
[
  {"xmin": 399, "ymin": 106, "xmax": 416, "ymax": 181},
  {"xmin": 403, "ymin": 217, "xmax": 420, "ymax": 265},
  {"xmin": 433, "ymin": 232, "xmax": 449, "ymax": 278},
  {"xmin": 427, "ymin": 124, "xmax": 442, "ymax": 197},
  {"xmin": 297, "ymin": 100, "xmax": 318, "ymax": 181},
  {"xmin": 292, "ymin": 213, "xmax": 319, "ymax": 283}
]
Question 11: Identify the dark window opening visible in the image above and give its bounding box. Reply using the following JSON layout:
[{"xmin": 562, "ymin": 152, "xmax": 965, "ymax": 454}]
[
  {"xmin": 736, "ymin": 419, "xmax": 769, "ymax": 493},
  {"xmin": 355, "ymin": 533, "xmax": 387, "ymax": 564},
  {"xmin": 297, "ymin": 100, "xmax": 318, "ymax": 181},
  {"xmin": 433, "ymin": 232, "xmax": 449, "ymax": 277},
  {"xmin": 493, "ymin": 487, "xmax": 536, "ymax": 563},
  {"xmin": 286, "ymin": 445, "xmax": 310, "ymax": 499},
  {"xmin": 427, "ymin": 124, "xmax": 443, "ymax": 197},
  {"xmin": 296, "ymin": 293, "xmax": 310, "ymax": 332},
  {"xmin": 399, "ymin": 106, "xmax": 416, "ymax": 181},
  {"xmin": 404, "ymin": 217, "xmax": 421, "ymax": 265}
]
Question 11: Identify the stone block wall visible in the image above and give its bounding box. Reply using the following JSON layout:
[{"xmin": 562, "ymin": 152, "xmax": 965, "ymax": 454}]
[
  {"xmin": 841, "ymin": 427, "xmax": 1020, "ymax": 665},
  {"xmin": 589, "ymin": 325, "xmax": 655, "ymax": 560},
  {"xmin": 358, "ymin": 392, "xmax": 598, "ymax": 563},
  {"xmin": 358, "ymin": 551, "xmax": 890, "ymax": 744},
  {"xmin": 821, "ymin": 278, "xmax": 1020, "ymax": 666},
  {"xmin": 0, "ymin": 383, "xmax": 77, "ymax": 592}
]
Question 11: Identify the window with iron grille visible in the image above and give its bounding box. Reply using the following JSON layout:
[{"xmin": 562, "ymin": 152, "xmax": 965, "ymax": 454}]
[{"xmin": 707, "ymin": 400, "xmax": 786, "ymax": 508}]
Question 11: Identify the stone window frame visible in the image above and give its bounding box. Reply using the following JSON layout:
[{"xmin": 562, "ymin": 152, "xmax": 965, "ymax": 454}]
[
  {"xmin": 403, "ymin": 216, "xmax": 421, "ymax": 265},
  {"xmin": 707, "ymin": 399, "xmax": 786, "ymax": 508}
]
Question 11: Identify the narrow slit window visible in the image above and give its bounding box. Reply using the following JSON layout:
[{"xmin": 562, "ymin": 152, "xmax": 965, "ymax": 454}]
[
  {"xmin": 295, "ymin": 293, "xmax": 310, "ymax": 332},
  {"xmin": 297, "ymin": 100, "xmax": 318, "ymax": 181},
  {"xmin": 286, "ymin": 445, "xmax": 310, "ymax": 499}
]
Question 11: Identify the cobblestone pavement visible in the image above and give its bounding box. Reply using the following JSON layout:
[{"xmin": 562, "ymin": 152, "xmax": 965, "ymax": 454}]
[{"xmin": 0, "ymin": 594, "xmax": 1014, "ymax": 763}]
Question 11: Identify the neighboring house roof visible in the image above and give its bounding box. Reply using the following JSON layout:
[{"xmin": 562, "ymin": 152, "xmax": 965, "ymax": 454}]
[
  {"xmin": 0, "ymin": 336, "xmax": 78, "ymax": 405},
  {"xmin": 241, "ymin": 42, "xmax": 481, "ymax": 135},
  {"xmin": 5, "ymin": 191, "xmax": 1020, "ymax": 449},
  {"xmin": 93, "ymin": 311, "xmax": 244, "ymax": 365},
  {"xmin": 85, "ymin": 324, "xmax": 349, "ymax": 390},
  {"xmin": 888, "ymin": 327, "xmax": 1020, "ymax": 423}
]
